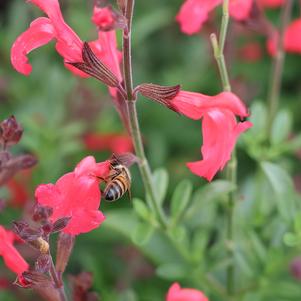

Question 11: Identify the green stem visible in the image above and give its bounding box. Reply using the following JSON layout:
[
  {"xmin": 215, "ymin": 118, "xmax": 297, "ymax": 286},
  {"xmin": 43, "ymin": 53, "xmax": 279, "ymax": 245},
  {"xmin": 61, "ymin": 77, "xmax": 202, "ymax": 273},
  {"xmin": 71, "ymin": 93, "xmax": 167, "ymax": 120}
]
[
  {"xmin": 210, "ymin": 0, "xmax": 236, "ymax": 295},
  {"xmin": 267, "ymin": 0, "xmax": 293, "ymax": 137},
  {"xmin": 122, "ymin": 0, "xmax": 167, "ymax": 228}
]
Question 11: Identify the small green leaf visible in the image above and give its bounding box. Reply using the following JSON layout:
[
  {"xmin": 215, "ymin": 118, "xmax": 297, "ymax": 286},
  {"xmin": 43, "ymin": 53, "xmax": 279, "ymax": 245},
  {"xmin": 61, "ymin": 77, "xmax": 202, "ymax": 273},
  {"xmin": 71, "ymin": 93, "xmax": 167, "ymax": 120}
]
[
  {"xmin": 131, "ymin": 222, "xmax": 154, "ymax": 246},
  {"xmin": 271, "ymin": 109, "xmax": 292, "ymax": 145},
  {"xmin": 152, "ymin": 168, "xmax": 169, "ymax": 205},
  {"xmin": 248, "ymin": 102, "xmax": 267, "ymax": 141},
  {"xmin": 132, "ymin": 198, "xmax": 152, "ymax": 221},
  {"xmin": 248, "ymin": 231, "xmax": 267, "ymax": 263},
  {"xmin": 156, "ymin": 263, "xmax": 189, "ymax": 280},
  {"xmin": 283, "ymin": 232, "xmax": 300, "ymax": 247},
  {"xmin": 170, "ymin": 180, "xmax": 192, "ymax": 225},
  {"xmin": 261, "ymin": 161, "xmax": 296, "ymax": 221}
]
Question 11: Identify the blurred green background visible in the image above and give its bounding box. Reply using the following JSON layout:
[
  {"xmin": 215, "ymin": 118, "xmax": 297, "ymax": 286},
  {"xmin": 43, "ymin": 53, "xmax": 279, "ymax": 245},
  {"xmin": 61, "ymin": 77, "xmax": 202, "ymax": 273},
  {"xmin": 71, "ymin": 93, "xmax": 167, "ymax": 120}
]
[{"xmin": 1, "ymin": 0, "xmax": 301, "ymax": 300}]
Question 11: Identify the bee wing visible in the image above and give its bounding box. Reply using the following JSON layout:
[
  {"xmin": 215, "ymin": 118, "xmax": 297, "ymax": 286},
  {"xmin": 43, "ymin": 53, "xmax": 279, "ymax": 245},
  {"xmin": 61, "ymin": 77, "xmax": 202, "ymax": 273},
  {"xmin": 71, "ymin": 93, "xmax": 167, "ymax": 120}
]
[{"xmin": 111, "ymin": 152, "xmax": 138, "ymax": 168}]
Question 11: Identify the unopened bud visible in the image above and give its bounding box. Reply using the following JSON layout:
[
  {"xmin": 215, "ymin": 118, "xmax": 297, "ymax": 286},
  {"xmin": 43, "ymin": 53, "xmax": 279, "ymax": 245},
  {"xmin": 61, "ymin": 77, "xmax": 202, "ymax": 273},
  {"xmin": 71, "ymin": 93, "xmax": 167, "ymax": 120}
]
[
  {"xmin": 17, "ymin": 154, "xmax": 38, "ymax": 169},
  {"xmin": 56, "ymin": 232, "xmax": 75, "ymax": 274},
  {"xmin": 32, "ymin": 204, "xmax": 53, "ymax": 222},
  {"xmin": 0, "ymin": 116, "xmax": 23, "ymax": 146},
  {"xmin": 13, "ymin": 221, "xmax": 42, "ymax": 241},
  {"xmin": 17, "ymin": 271, "xmax": 61, "ymax": 301},
  {"xmin": 35, "ymin": 254, "xmax": 51, "ymax": 273}
]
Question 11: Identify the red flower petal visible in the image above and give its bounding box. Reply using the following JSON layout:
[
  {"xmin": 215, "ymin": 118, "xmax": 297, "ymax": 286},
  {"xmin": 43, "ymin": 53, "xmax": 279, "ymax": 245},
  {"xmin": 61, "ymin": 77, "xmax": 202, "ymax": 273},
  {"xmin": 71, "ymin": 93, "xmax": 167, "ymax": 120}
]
[
  {"xmin": 187, "ymin": 111, "xmax": 252, "ymax": 181},
  {"xmin": 171, "ymin": 91, "xmax": 249, "ymax": 119},
  {"xmin": 229, "ymin": 0, "xmax": 253, "ymax": 21},
  {"xmin": 284, "ymin": 18, "xmax": 301, "ymax": 54},
  {"xmin": 176, "ymin": 0, "xmax": 221, "ymax": 35},
  {"xmin": 65, "ymin": 209, "xmax": 105, "ymax": 235},
  {"xmin": 166, "ymin": 282, "xmax": 208, "ymax": 301},
  {"xmin": 0, "ymin": 226, "xmax": 29, "ymax": 276},
  {"xmin": 11, "ymin": 17, "xmax": 55, "ymax": 75}
]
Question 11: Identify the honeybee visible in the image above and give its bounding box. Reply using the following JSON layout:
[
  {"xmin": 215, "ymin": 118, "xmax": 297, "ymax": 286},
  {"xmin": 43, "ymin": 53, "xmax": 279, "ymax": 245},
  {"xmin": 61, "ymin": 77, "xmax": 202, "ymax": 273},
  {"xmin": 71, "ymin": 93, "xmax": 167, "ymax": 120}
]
[{"xmin": 101, "ymin": 153, "xmax": 136, "ymax": 202}]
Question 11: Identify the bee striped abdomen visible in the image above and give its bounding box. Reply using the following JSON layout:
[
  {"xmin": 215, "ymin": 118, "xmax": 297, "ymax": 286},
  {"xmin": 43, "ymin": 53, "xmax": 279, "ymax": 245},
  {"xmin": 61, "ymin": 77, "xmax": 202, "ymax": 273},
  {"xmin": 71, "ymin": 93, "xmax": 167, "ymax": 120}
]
[{"xmin": 103, "ymin": 176, "xmax": 128, "ymax": 202}]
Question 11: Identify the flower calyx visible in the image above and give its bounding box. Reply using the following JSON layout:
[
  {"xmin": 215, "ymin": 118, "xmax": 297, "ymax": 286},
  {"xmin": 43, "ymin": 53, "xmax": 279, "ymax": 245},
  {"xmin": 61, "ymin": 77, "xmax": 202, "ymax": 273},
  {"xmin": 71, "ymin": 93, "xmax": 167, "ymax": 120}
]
[
  {"xmin": 68, "ymin": 42, "xmax": 122, "ymax": 89},
  {"xmin": 135, "ymin": 83, "xmax": 181, "ymax": 112}
]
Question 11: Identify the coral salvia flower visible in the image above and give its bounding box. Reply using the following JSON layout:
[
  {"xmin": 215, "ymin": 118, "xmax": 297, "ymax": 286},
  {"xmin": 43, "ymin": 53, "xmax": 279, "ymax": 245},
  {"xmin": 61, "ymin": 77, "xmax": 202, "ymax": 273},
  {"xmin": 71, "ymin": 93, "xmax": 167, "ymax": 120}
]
[
  {"xmin": 169, "ymin": 91, "xmax": 252, "ymax": 181},
  {"xmin": 239, "ymin": 42, "xmax": 263, "ymax": 62},
  {"xmin": 0, "ymin": 226, "xmax": 29, "ymax": 276},
  {"xmin": 11, "ymin": 0, "xmax": 121, "ymax": 81},
  {"xmin": 84, "ymin": 133, "xmax": 133, "ymax": 154},
  {"xmin": 35, "ymin": 156, "xmax": 110, "ymax": 235},
  {"xmin": 166, "ymin": 283, "xmax": 208, "ymax": 301},
  {"xmin": 267, "ymin": 19, "xmax": 301, "ymax": 56},
  {"xmin": 176, "ymin": 0, "xmax": 253, "ymax": 35}
]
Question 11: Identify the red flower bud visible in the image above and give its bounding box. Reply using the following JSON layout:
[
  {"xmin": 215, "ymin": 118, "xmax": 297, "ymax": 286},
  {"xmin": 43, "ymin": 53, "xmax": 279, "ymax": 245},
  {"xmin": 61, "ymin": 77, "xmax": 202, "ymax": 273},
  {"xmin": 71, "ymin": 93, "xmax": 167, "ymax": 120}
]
[{"xmin": 0, "ymin": 116, "xmax": 23, "ymax": 147}]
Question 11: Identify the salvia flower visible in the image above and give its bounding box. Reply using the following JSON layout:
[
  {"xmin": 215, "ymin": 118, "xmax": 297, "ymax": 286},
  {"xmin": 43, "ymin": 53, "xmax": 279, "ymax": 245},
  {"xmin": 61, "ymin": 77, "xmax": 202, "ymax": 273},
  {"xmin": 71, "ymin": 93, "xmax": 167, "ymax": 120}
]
[
  {"xmin": 11, "ymin": 0, "xmax": 121, "ymax": 81},
  {"xmin": 35, "ymin": 156, "xmax": 110, "ymax": 235},
  {"xmin": 267, "ymin": 18, "xmax": 301, "ymax": 56},
  {"xmin": 170, "ymin": 91, "xmax": 252, "ymax": 181},
  {"xmin": 0, "ymin": 226, "xmax": 29, "ymax": 276},
  {"xmin": 176, "ymin": 0, "xmax": 253, "ymax": 35},
  {"xmin": 138, "ymin": 84, "xmax": 252, "ymax": 181},
  {"xmin": 166, "ymin": 283, "xmax": 208, "ymax": 301}
]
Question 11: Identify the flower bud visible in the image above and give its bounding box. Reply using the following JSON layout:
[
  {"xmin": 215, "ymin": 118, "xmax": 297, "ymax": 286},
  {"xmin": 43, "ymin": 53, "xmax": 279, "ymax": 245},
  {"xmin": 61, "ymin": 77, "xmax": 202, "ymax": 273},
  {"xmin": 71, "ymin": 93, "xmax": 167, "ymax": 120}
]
[
  {"xmin": 56, "ymin": 232, "xmax": 75, "ymax": 274},
  {"xmin": 32, "ymin": 204, "xmax": 53, "ymax": 222},
  {"xmin": 16, "ymin": 271, "xmax": 61, "ymax": 301},
  {"xmin": 35, "ymin": 254, "xmax": 51, "ymax": 273},
  {"xmin": 0, "ymin": 116, "xmax": 23, "ymax": 146}
]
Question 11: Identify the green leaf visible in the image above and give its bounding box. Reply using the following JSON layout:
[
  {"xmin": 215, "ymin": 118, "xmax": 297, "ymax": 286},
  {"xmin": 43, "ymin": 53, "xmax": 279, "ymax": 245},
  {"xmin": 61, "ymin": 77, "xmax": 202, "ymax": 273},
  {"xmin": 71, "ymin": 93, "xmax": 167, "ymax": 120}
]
[
  {"xmin": 131, "ymin": 222, "xmax": 154, "ymax": 246},
  {"xmin": 152, "ymin": 168, "xmax": 169, "ymax": 205},
  {"xmin": 248, "ymin": 231, "xmax": 267, "ymax": 263},
  {"xmin": 191, "ymin": 228, "xmax": 209, "ymax": 263},
  {"xmin": 248, "ymin": 102, "xmax": 267, "ymax": 141},
  {"xmin": 170, "ymin": 180, "xmax": 192, "ymax": 225},
  {"xmin": 133, "ymin": 198, "xmax": 152, "ymax": 221},
  {"xmin": 184, "ymin": 180, "xmax": 233, "ymax": 227},
  {"xmin": 156, "ymin": 263, "xmax": 189, "ymax": 280},
  {"xmin": 261, "ymin": 161, "xmax": 296, "ymax": 221},
  {"xmin": 271, "ymin": 109, "xmax": 292, "ymax": 145}
]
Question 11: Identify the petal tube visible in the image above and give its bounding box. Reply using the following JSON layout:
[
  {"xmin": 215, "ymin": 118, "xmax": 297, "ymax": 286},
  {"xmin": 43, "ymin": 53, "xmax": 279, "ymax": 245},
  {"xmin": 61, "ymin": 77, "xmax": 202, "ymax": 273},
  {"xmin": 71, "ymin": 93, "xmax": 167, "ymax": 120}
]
[
  {"xmin": 187, "ymin": 110, "xmax": 252, "ymax": 181},
  {"xmin": 171, "ymin": 91, "xmax": 249, "ymax": 119},
  {"xmin": 11, "ymin": 17, "xmax": 55, "ymax": 75},
  {"xmin": 176, "ymin": 0, "xmax": 221, "ymax": 35}
]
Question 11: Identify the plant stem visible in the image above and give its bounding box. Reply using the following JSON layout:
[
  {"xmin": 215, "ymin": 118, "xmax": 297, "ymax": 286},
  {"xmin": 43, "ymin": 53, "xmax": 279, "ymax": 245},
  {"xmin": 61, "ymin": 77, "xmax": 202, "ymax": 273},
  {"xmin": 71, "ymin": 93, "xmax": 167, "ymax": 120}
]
[
  {"xmin": 210, "ymin": 0, "xmax": 236, "ymax": 295},
  {"xmin": 49, "ymin": 255, "xmax": 68, "ymax": 301},
  {"xmin": 267, "ymin": 0, "xmax": 293, "ymax": 136},
  {"xmin": 122, "ymin": 0, "xmax": 167, "ymax": 228}
]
